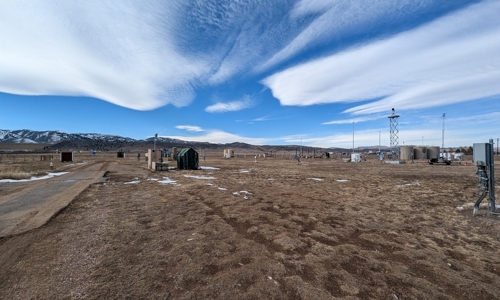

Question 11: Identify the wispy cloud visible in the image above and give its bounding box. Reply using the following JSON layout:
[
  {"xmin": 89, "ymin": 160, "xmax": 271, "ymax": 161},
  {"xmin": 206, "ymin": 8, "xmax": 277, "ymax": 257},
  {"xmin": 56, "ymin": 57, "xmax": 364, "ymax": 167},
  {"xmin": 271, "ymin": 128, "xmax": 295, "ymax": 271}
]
[
  {"xmin": 262, "ymin": 1, "xmax": 500, "ymax": 114},
  {"xmin": 252, "ymin": 116, "xmax": 290, "ymax": 122},
  {"xmin": 322, "ymin": 114, "xmax": 386, "ymax": 125},
  {"xmin": 205, "ymin": 95, "xmax": 254, "ymax": 113},
  {"xmin": 253, "ymin": 116, "xmax": 273, "ymax": 122},
  {"xmin": 257, "ymin": 0, "xmax": 452, "ymax": 72},
  {"xmin": 0, "ymin": 1, "xmax": 208, "ymax": 110},
  {"xmin": 176, "ymin": 125, "xmax": 204, "ymax": 132},
  {"xmin": 165, "ymin": 130, "xmax": 269, "ymax": 145},
  {"xmin": 1, "ymin": 0, "xmax": 495, "ymax": 117}
]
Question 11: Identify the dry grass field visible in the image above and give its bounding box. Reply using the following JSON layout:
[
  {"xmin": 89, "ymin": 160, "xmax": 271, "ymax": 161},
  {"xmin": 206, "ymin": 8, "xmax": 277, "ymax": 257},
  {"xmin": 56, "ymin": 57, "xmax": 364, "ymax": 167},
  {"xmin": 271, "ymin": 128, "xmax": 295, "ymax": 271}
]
[{"xmin": 1, "ymin": 153, "xmax": 499, "ymax": 299}]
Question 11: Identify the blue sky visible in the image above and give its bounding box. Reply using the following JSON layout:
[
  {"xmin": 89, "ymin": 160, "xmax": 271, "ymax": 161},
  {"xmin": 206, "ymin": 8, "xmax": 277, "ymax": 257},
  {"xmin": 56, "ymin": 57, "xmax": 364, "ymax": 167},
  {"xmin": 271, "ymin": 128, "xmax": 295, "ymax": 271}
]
[{"xmin": 1, "ymin": 0, "xmax": 499, "ymax": 148}]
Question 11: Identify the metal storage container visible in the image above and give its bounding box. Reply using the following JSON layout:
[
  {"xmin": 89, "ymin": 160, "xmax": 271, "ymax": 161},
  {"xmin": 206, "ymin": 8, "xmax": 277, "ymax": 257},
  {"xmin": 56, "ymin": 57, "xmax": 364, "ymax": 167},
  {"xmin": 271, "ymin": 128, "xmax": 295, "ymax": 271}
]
[
  {"xmin": 427, "ymin": 146, "xmax": 440, "ymax": 160},
  {"xmin": 399, "ymin": 146, "xmax": 414, "ymax": 161},
  {"xmin": 414, "ymin": 146, "xmax": 428, "ymax": 160}
]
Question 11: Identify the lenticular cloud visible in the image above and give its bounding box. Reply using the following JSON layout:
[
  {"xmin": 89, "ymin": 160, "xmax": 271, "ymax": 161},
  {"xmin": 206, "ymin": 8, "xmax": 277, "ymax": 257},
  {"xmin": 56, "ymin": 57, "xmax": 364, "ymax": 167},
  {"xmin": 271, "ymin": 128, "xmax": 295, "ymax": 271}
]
[
  {"xmin": 0, "ymin": 1, "xmax": 203, "ymax": 110},
  {"xmin": 262, "ymin": 0, "xmax": 500, "ymax": 114}
]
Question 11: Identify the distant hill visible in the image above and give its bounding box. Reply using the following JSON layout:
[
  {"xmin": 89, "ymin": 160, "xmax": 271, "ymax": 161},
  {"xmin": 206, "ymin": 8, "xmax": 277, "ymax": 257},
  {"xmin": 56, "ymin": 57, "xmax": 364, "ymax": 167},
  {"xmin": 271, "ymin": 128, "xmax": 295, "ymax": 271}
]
[
  {"xmin": 0, "ymin": 129, "xmax": 386, "ymax": 153},
  {"xmin": 0, "ymin": 129, "xmax": 135, "ymax": 144}
]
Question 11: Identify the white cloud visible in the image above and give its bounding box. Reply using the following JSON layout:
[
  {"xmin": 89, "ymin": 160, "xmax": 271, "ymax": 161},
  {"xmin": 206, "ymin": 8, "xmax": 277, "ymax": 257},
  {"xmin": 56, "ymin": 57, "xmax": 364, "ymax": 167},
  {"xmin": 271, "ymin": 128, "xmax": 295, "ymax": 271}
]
[
  {"xmin": 176, "ymin": 125, "xmax": 204, "ymax": 132},
  {"xmin": 253, "ymin": 116, "xmax": 271, "ymax": 122},
  {"xmin": 262, "ymin": 1, "xmax": 500, "ymax": 114},
  {"xmin": 0, "ymin": 1, "xmax": 206, "ymax": 110},
  {"xmin": 252, "ymin": 116, "xmax": 288, "ymax": 122},
  {"xmin": 258, "ymin": 0, "xmax": 440, "ymax": 72},
  {"xmin": 2, "ymin": 0, "xmax": 496, "ymax": 117},
  {"xmin": 322, "ymin": 114, "xmax": 386, "ymax": 125},
  {"xmin": 205, "ymin": 95, "xmax": 254, "ymax": 113},
  {"xmin": 165, "ymin": 130, "xmax": 269, "ymax": 145},
  {"xmin": 164, "ymin": 0, "xmax": 298, "ymax": 86}
]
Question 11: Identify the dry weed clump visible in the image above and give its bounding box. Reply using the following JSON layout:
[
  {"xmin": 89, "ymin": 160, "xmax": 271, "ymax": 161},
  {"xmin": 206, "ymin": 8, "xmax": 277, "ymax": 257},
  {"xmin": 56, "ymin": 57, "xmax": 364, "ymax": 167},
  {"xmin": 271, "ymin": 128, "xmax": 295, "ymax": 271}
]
[
  {"xmin": 0, "ymin": 168, "xmax": 33, "ymax": 180},
  {"xmin": 0, "ymin": 155, "xmax": 59, "ymax": 179}
]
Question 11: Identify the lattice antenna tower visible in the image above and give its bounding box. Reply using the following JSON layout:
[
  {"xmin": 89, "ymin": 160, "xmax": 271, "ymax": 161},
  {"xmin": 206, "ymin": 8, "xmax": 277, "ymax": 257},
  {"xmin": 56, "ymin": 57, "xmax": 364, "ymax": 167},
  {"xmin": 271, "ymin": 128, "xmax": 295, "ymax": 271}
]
[{"xmin": 388, "ymin": 108, "xmax": 400, "ymax": 161}]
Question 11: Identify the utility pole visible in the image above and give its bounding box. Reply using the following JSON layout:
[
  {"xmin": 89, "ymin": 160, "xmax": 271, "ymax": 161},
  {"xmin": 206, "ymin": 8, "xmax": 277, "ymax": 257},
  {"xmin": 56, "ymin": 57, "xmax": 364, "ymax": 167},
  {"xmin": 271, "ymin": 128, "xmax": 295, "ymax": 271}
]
[
  {"xmin": 154, "ymin": 133, "xmax": 157, "ymax": 161},
  {"xmin": 442, "ymin": 113, "xmax": 445, "ymax": 150},
  {"xmin": 497, "ymin": 138, "xmax": 499, "ymax": 156},
  {"xmin": 300, "ymin": 138, "xmax": 302, "ymax": 155},
  {"xmin": 379, "ymin": 131, "xmax": 381, "ymax": 153},
  {"xmin": 352, "ymin": 122, "xmax": 354, "ymax": 154}
]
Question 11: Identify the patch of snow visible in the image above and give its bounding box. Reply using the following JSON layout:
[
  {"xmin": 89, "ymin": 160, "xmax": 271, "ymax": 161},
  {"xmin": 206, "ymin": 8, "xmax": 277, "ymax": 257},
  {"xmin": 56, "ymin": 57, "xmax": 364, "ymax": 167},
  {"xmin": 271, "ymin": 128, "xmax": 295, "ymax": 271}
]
[
  {"xmin": 268, "ymin": 178, "xmax": 274, "ymax": 181},
  {"xmin": 200, "ymin": 166, "xmax": 220, "ymax": 170},
  {"xmin": 233, "ymin": 192, "xmax": 240, "ymax": 195},
  {"xmin": 308, "ymin": 178, "xmax": 324, "ymax": 181},
  {"xmin": 147, "ymin": 178, "xmax": 159, "ymax": 181},
  {"xmin": 124, "ymin": 180, "xmax": 140, "ymax": 184},
  {"xmin": 240, "ymin": 191, "xmax": 252, "ymax": 194},
  {"xmin": 396, "ymin": 181, "xmax": 420, "ymax": 188},
  {"xmin": 239, "ymin": 169, "xmax": 250, "ymax": 173},
  {"xmin": 456, "ymin": 206, "xmax": 464, "ymax": 211},
  {"xmin": 243, "ymin": 195, "xmax": 248, "ymax": 200},
  {"xmin": 0, "ymin": 172, "xmax": 69, "ymax": 183},
  {"xmin": 158, "ymin": 177, "xmax": 177, "ymax": 185},
  {"xmin": 218, "ymin": 187, "xmax": 227, "ymax": 191},
  {"xmin": 47, "ymin": 172, "xmax": 68, "ymax": 177},
  {"xmin": 206, "ymin": 183, "xmax": 214, "ymax": 186},
  {"xmin": 336, "ymin": 179, "xmax": 349, "ymax": 183},
  {"xmin": 184, "ymin": 175, "xmax": 215, "ymax": 180}
]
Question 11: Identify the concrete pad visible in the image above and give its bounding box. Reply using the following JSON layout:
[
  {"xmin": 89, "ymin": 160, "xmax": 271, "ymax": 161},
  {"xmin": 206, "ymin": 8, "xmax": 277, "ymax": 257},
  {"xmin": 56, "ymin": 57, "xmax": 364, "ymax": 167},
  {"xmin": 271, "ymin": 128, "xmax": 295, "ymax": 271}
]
[{"xmin": 0, "ymin": 162, "xmax": 109, "ymax": 237}]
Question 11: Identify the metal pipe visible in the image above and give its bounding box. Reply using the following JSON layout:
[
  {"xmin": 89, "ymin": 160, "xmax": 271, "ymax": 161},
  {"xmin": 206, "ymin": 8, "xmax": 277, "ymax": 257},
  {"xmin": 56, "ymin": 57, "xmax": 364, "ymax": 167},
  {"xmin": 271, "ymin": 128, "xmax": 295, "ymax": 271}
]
[
  {"xmin": 489, "ymin": 139, "xmax": 496, "ymax": 212},
  {"xmin": 154, "ymin": 133, "xmax": 157, "ymax": 161},
  {"xmin": 379, "ymin": 131, "xmax": 381, "ymax": 153},
  {"xmin": 442, "ymin": 113, "xmax": 445, "ymax": 150}
]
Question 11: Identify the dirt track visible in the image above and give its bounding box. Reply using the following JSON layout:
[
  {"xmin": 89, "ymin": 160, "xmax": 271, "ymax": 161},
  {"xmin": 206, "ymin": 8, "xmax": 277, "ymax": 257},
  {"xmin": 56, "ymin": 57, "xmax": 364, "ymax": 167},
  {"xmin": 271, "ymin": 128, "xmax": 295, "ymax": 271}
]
[
  {"xmin": 1, "ymin": 157, "xmax": 499, "ymax": 299},
  {"xmin": 0, "ymin": 162, "xmax": 108, "ymax": 237}
]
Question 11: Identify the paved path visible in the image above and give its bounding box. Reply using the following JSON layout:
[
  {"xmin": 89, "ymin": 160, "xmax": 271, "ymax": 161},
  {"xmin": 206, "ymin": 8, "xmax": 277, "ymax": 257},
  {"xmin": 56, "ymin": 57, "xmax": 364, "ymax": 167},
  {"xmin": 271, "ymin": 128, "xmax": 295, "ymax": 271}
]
[{"xmin": 0, "ymin": 162, "xmax": 109, "ymax": 237}]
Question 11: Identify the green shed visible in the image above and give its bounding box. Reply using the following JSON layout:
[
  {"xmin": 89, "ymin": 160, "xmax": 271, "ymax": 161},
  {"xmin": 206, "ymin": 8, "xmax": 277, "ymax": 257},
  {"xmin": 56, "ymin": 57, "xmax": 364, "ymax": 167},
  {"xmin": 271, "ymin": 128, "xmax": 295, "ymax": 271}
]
[{"xmin": 177, "ymin": 148, "xmax": 200, "ymax": 170}]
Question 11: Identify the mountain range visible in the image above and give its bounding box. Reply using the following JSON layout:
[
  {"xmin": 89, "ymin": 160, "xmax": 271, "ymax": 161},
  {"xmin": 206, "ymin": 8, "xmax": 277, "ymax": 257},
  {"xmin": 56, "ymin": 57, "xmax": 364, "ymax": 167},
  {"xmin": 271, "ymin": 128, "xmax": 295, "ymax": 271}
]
[
  {"xmin": 0, "ymin": 129, "xmax": 388, "ymax": 153},
  {"xmin": 0, "ymin": 129, "xmax": 139, "ymax": 144}
]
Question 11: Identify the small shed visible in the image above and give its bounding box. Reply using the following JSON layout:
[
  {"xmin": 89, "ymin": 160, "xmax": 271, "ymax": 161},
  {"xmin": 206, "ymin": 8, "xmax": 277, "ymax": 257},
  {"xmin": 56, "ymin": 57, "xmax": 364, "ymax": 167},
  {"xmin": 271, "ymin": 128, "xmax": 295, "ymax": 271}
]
[
  {"xmin": 177, "ymin": 148, "xmax": 199, "ymax": 170},
  {"xmin": 60, "ymin": 152, "xmax": 74, "ymax": 162},
  {"xmin": 223, "ymin": 149, "xmax": 234, "ymax": 158},
  {"xmin": 351, "ymin": 153, "xmax": 361, "ymax": 163}
]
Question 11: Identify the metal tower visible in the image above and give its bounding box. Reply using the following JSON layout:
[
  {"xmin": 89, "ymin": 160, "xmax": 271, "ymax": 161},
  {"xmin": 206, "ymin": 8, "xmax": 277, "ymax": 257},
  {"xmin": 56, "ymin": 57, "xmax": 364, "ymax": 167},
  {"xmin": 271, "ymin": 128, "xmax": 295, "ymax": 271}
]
[{"xmin": 388, "ymin": 108, "xmax": 400, "ymax": 161}]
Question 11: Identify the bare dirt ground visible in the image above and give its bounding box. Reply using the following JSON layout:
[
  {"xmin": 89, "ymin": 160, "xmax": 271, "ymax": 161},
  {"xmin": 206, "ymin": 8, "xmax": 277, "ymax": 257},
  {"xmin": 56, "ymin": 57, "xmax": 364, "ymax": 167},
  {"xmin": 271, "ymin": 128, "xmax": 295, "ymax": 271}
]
[{"xmin": 1, "ymin": 155, "xmax": 499, "ymax": 299}]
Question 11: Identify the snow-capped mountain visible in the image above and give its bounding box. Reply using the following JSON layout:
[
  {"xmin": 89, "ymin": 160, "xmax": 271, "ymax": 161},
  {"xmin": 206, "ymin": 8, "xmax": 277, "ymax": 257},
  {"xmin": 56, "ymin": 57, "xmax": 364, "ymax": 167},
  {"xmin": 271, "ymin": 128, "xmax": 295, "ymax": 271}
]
[{"xmin": 0, "ymin": 129, "xmax": 136, "ymax": 144}]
